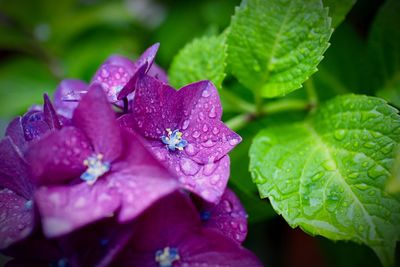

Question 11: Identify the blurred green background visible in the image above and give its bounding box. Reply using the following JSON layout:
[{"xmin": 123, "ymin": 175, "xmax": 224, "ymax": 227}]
[{"xmin": 0, "ymin": 0, "xmax": 396, "ymax": 266}]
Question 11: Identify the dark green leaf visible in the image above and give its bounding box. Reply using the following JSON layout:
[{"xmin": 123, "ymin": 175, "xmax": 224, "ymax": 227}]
[
  {"xmin": 250, "ymin": 95, "xmax": 400, "ymax": 267},
  {"xmin": 227, "ymin": 0, "xmax": 332, "ymax": 97}
]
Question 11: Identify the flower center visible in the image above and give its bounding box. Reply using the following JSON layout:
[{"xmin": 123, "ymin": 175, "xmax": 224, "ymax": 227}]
[
  {"xmin": 161, "ymin": 128, "xmax": 188, "ymax": 151},
  {"xmin": 80, "ymin": 154, "xmax": 110, "ymax": 185},
  {"xmin": 155, "ymin": 247, "xmax": 180, "ymax": 267}
]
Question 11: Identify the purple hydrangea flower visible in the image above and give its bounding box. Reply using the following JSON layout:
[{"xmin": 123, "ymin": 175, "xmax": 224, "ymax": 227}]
[
  {"xmin": 119, "ymin": 74, "xmax": 241, "ymax": 203},
  {"xmin": 0, "ymin": 137, "xmax": 35, "ymax": 249},
  {"xmin": 27, "ymin": 85, "xmax": 178, "ymax": 237},
  {"xmin": 110, "ymin": 192, "xmax": 263, "ymax": 267},
  {"xmin": 196, "ymin": 188, "xmax": 248, "ymax": 244},
  {"xmin": 52, "ymin": 44, "xmax": 166, "ymax": 114},
  {"xmin": 6, "ymin": 94, "xmax": 63, "ymax": 153},
  {"xmin": 53, "ymin": 79, "xmax": 88, "ymax": 119}
]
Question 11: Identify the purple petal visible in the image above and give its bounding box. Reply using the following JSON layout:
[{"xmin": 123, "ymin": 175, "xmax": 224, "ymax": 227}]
[
  {"xmin": 72, "ymin": 84, "xmax": 122, "ymax": 162},
  {"xmin": 117, "ymin": 62, "xmax": 147, "ymax": 100},
  {"xmin": 43, "ymin": 94, "xmax": 61, "ymax": 130},
  {"xmin": 21, "ymin": 111, "xmax": 50, "ymax": 142},
  {"xmin": 0, "ymin": 189, "xmax": 34, "ymax": 250},
  {"xmin": 148, "ymin": 63, "xmax": 168, "ymax": 83},
  {"xmin": 90, "ymin": 55, "xmax": 136, "ymax": 103},
  {"xmin": 131, "ymin": 75, "xmax": 179, "ymax": 139},
  {"xmin": 132, "ymin": 43, "xmax": 160, "ymax": 72},
  {"xmin": 0, "ymin": 137, "xmax": 32, "ymax": 199},
  {"xmin": 198, "ymin": 188, "xmax": 248, "ymax": 243},
  {"xmin": 111, "ymin": 192, "xmax": 262, "ymax": 267},
  {"xmin": 151, "ymin": 145, "xmax": 230, "ymax": 203},
  {"xmin": 60, "ymin": 218, "xmax": 135, "ymax": 267},
  {"xmin": 5, "ymin": 117, "xmax": 27, "ymax": 153},
  {"xmin": 109, "ymin": 130, "xmax": 178, "ymax": 222},
  {"xmin": 53, "ymin": 79, "xmax": 88, "ymax": 119},
  {"xmin": 177, "ymin": 81, "xmax": 242, "ymax": 164},
  {"xmin": 26, "ymin": 127, "xmax": 92, "ymax": 185},
  {"xmin": 35, "ymin": 180, "xmax": 120, "ymax": 237}
]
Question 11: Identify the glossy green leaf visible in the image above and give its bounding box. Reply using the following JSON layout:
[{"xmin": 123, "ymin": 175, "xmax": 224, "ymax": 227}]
[
  {"xmin": 322, "ymin": 0, "xmax": 356, "ymax": 28},
  {"xmin": 368, "ymin": 0, "xmax": 400, "ymax": 108},
  {"xmin": 249, "ymin": 95, "xmax": 400, "ymax": 267},
  {"xmin": 386, "ymin": 151, "xmax": 400, "ymax": 194},
  {"xmin": 227, "ymin": 0, "xmax": 332, "ymax": 97},
  {"xmin": 169, "ymin": 35, "xmax": 227, "ymax": 89}
]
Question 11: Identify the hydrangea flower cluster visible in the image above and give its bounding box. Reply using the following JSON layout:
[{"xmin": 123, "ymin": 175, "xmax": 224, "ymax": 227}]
[{"xmin": 0, "ymin": 44, "xmax": 263, "ymax": 267}]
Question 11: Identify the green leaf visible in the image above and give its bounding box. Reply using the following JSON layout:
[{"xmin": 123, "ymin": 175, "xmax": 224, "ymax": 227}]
[
  {"xmin": 368, "ymin": 0, "xmax": 400, "ymax": 107},
  {"xmin": 322, "ymin": 0, "xmax": 356, "ymax": 28},
  {"xmin": 249, "ymin": 95, "xmax": 400, "ymax": 267},
  {"xmin": 0, "ymin": 58, "xmax": 58, "ymax": 118},
  {"xmin": 169, "ymin": 35, "xmax": 227, "ymax": 89},
  {"xmin": 226, "ymin": 0, "xmax": 332, "ymax": 97},
  {"xmin": 386, "ymin": 151, "xmax": 400, "ymax": 194}
]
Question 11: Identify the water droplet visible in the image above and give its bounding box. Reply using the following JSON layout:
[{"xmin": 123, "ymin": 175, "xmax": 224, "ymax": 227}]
[
  {"xmin": 209, "ymin": 106, "xmax": 216, "ymax": 118},
  {"xmin": 230, "ymin": 221, "xmax": 238, "ymax": 228},
  {"xmin": 358, "ymin": 225, "xmax": 365, "ymax": 232},
  {"xmin": 185, "ymin": 143, "xmax": 197, "ymax": 156},
  {"xmin": 363, "ymin": 141, "xmax": 375, "ymax": 148},
  {"xmin": 210, "ymin": 175, "xmax": 220, "ymax": 185},
  {"xmin": 202, "ymin": 124, "xmax": 208, "ymax": 132},
  {"xmin": 203, "ymin": 162, "xmax": 217, "ymax": 175},
  {"xmin": 229, "ymin": 138, "xmax": 239, "ymax": 146},
  {"xmin": 355, "ymin": 183, "xmax": 368, "ymax": 190},
  {"xmin": 192, "ymin": 131, "xmax": 201, "ymax": 139},
  {"xmin": 202, "ymin": 89, "xmax": 210, "ymax": 97},
  {"xmin": 101, "ymin": 68, "xmax": 109, "ymax": 78},
  {"xmin": 311, "ymin": 171, "xmax": 324, "ymax": 181},
  {"xmin": 367, "ymin": 165, "xmax": 385, "ymax": 179},
  {"xmin": 381, "ymin": 143, "xmax": 394, "ymax": 154},
  {"xmin": 334, "ymin": 129, "xmax": 346, "ymax": 140},
  {"xmin": 348, "ymin": 172, "xmax": 359, "ymax": 178},
  {"xmin": 239, "ymin": 223, "xmax": 246, "ymax": 233},
  {"xmin": 322, "ymin": 160, "xmax": 336, "ymax": 171},
  {"xmin": 202, "ymin": 139, "xmax": 215, "ymax": 148},
  {"xmin": 179, "ymin": 158, "xmax": 200, "ymax": 176},
  {"xmin": 222, "ymin": 200, "xmax": 233, "ymax": 213},
  {"xmin": 182, "ymin": 120, "xmax": 190, "ymax": 130},
  {"xmin": 210, "ymin": 128, "xmax": 219, "ymax": 136}
]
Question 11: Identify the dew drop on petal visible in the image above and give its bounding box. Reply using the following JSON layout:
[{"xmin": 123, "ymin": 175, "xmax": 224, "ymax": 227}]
[
  {"xmin": 185, "ymin": 143, "xmax": 197, "ymax": 156},
  {"xmin": 208, "ymin": 105, "xmax": 216, "ymax": 118},
  {"xmin": 192, "ymin": 131, "xmax": 201, "ymax": 139},
  {"xmin": 202, "ymin": 89, "xmax": 210, "ymax": 98},
  {"xmin": 229, "ymin": 138, "xmax": 239, "ymax": 146},
  {"xmin": 179, "ymin": 157, "xmax": 200, "ymax": 176},
  {"xmin": 182, "ymin": 120, "xmax": 190, "ymax": 130},
  {"xmin": 222, "ymin": 200, "xmax": 233, "ymax": 213}
]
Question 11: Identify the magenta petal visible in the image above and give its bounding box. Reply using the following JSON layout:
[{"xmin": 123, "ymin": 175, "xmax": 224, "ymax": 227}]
[
  {"xmin": 152, "ymin": 146, "xmax": 230, "ymax": 203},
  {"xmin": 111, "ymin": 130, "xmax": 178, "ymax": 222},
  {"xmin": 112, "ymin": 192, "xmax": 262, "ymax": 267},
  {"xmin": 60, "ymin": 218, "xmax": 135, "ymax": 267},
  {"xmin": 117, "ymin": 62, "xmax": 147, "ymax": 100},
  {"xmin": 131, "ymin": 75, "xmax": 179, "ymax": 139},
  {"xmin": 27, "ymin": 127, "xmax": 92, "ymax": 185},
  {"xmin": 147, "ymin": 63, "xmax": 168, "ymax": 83},
  {"xmin": 0, "ymin": 189, "xmax": 34, "ymax": 249},
  {"xmin": 53, "ymin": 79, "xmax": 87, "ymax": 119},
  {"xmin": 90, "ymin": 55, "xmax": 136, "ymax": 103},
  {"xmin": 177, "ymin": 81, "xmax": 242, "ymax": 164},
  {"xmin": 178, "ymin": 229, "xmax": 263, "ymax": 267},
  {"xmin": 35, "ymin": 180, "xmax": 120, "ymax": 237},
  {"xmin": 199, "ymin": 188, "xmax": 248, "ymax": 243},
  {"xmin": 43, "ymin": 94, "xmax": 61, "ymax": 130},
  {"xmin": 0, "ymin": 137, "xmax": 32, "ymax": 199},
  {"xmin": 21, "ymin": 111, "xmax": 50, "ymax": 142},
  {"xmin": 132, "ymin": 43, "xmax": 160, "ymax": 72},
  {"xmin": 72, "ymin": 84, "xmax": 122, "ymax": 162},
  {"xmin": 6, "ymin": 117, "xmax": 27, "ymax": 153}
]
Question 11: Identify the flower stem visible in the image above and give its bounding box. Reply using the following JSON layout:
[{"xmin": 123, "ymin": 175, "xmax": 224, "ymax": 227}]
[
  {"xmin": 220, "ymin": 89, "xmax": 256, "ymax": 113},
  {"xmin": 304, "ymin": 78, "xmax": 318, "ymax": 110},
  {"xmin": 226, "ymin": 113, "xmax": 254, "ymax": 131}
]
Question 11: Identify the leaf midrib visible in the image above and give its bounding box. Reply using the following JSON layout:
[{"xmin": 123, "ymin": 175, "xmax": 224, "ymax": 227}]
[{"xmin": 304, "ymin": 122, "xmax": 377, "ymax": 243}]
